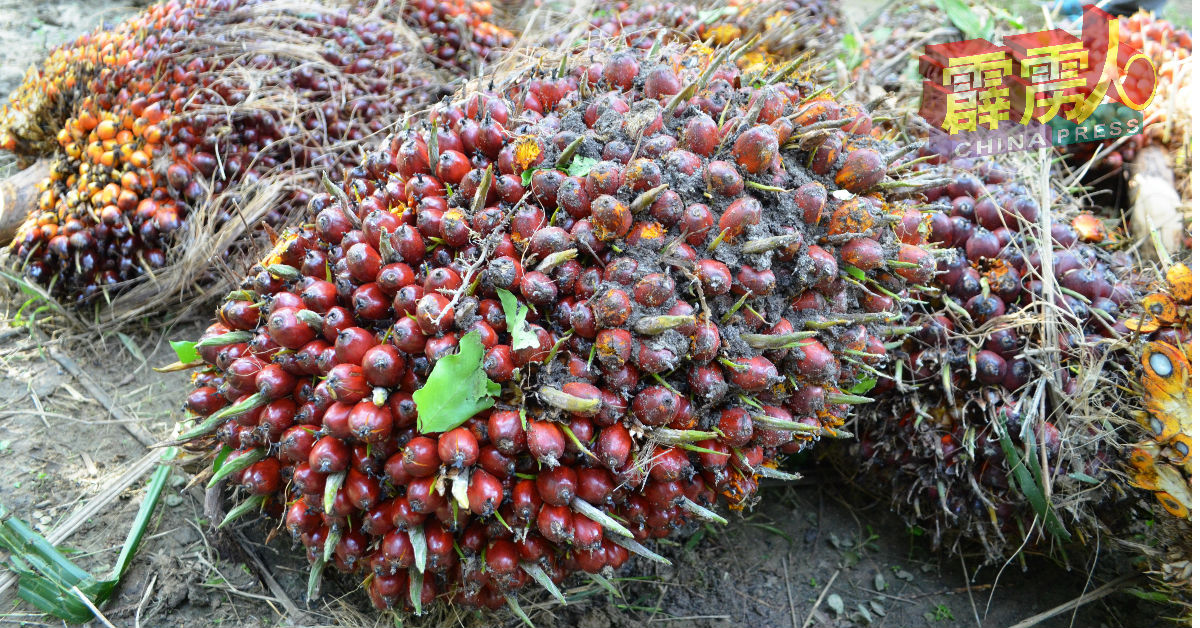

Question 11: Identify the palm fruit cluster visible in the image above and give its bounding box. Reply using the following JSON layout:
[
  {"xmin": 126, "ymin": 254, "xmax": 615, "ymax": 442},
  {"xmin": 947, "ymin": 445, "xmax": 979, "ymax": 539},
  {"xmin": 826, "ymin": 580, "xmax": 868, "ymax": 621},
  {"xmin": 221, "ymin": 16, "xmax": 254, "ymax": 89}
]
[
  {"xmin": 177, "ymin": 39, "xmax": 940, "ymax": 613},
  {"xmin": 1066, "ymin": 11, "xmax": 1192, "ymax": 171},
  {"xmin": 545, "ymin": 0, "xmax": 838, "ymax": 66},
  {"xmin": 832, "ymin": 143, "xmax": 1163, "ymax": 558},
  {"xmin": 403, "ymin": 0, "xmax": 514, "ymax": 72},
  {"xmin": 2, "ymin": 0, "xmax": 514, "ymax": 307}
]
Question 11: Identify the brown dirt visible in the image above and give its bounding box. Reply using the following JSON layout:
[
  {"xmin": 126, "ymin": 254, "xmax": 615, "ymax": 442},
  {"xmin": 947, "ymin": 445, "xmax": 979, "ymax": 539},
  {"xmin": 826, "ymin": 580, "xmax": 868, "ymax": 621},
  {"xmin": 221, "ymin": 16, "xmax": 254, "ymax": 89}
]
[{"xmin": 0, "ymin": 2, "xmax": 1167, "ymax": 628}]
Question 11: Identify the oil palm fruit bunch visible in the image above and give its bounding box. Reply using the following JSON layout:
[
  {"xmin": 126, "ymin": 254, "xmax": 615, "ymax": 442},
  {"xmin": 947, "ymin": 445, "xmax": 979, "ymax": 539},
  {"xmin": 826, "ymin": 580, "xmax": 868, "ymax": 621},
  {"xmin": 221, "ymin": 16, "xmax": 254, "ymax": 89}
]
[
  {"xmin": 831, "ymin": 145, "xmax": 1163, "ymax": 559},
  {"xmin": 1, "ymin": 0, "xmax": 513, "ymax": 313},
  {"xmin": 543, "ymin": 0, "xmax": 839, "ymax": 69},
  {"xmin": 404, "ymin": 0, "xmax": 515, "ymax": 73},
  {"xmin": 175, "ymin": 39, "xmax": 942, "ymax": 614}
]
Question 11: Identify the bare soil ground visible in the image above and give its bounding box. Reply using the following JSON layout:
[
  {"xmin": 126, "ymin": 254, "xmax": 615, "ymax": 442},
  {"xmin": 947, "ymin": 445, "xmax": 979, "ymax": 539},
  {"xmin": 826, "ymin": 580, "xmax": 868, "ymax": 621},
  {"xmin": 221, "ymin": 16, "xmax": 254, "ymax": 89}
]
[{"xmin": 0, "ymin": 2, "xmax": 1167, "ymax": 627}]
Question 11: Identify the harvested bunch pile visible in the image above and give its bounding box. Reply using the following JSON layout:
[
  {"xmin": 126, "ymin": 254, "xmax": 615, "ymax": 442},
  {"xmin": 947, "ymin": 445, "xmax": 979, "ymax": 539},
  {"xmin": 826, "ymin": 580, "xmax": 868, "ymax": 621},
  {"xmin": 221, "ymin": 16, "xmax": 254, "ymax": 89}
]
[
  {"xmin": 838, "ymin": 149, "xmax": 1139, "ymax": 557},
  {"xmin": 830, "ymin": 139, "xmax": 1193, "ymax": 608},
  {"xmin": 0, "ymin": 0, "xmax": 512, "ymax": 317},
  {"xmin": 538, "ymin": 0, "xmax": 840, "ymax": 68},
  {"xmin": 405, "ymin": 0, "xmax": 514, "ymax": 72},
  {"xmin": 176, "ymin": 40, "xmax": 941, "ymax": 613}
]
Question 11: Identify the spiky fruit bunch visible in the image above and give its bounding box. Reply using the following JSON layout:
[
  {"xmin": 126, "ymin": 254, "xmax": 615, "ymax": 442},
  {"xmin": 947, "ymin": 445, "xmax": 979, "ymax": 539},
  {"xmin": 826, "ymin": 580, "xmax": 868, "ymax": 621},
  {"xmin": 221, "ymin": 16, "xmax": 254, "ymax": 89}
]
[
  {"xmin": 178, "ymin": 41, "xmax": 936, "ymax": 613},
  {"xmin": 2, "ymin": 0, "xmax": 514, "ymax": 308},
  {"xmin": 546, "ymin": 0, "xmax": 839, "ymax": 66},
  {"xmin": 403, "ymin": 0, "xmax": 514, "ymax": 72},
  {"xmin": 828, "ymin": 144, "xmax": 1164, "ymax": 557}
]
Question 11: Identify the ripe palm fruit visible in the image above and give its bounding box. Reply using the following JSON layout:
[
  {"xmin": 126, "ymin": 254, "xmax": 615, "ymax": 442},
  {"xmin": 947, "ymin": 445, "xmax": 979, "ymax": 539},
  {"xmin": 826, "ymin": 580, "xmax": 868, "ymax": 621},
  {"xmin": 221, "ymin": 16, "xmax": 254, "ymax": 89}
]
[
  {"xmin": 2, "ymin": 0, "xmax": 512, "ymax": 311},
  {"xmin": 178, "ymin": 40, "xmax": 939, "ymax": 615}
]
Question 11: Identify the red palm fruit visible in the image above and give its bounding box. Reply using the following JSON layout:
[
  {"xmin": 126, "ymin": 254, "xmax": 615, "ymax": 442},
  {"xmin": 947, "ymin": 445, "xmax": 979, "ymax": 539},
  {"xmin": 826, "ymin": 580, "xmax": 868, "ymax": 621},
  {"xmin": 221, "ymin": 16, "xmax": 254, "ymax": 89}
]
[
  {"xmin": 894, "ymin": 244, "xmax": 935, "ymax": 284},
  {"xmin": 286, "ymin": 498, "xmax": 321, "ymax": 537},
  {"xmin": 572, "ymin": 514, "xmax": 604, "ymax": 551},
  {"xmin": 482, "ymin": 344, "xmax": 517, "ymax": 382},
  {"xmin": 974, "ymin": 350, "xmax": 1008, "ymax": 385},
  {"xmin": 603, "ymin": 52, "xmax": 639, "ymax": 89},
  {"xmin": 291, "ymin": 463, "xmax": 326, "ymax": 495},
  {"xmin": 327, "ymin": 363, "xmax": 371, "ymax": 403},
  {"xmin": 834, "ymin": 149, "xmax": 886, "ymax": 194},
  {"xmin": 697, "ymin": 259, "xmax": 732, "ymax": 295},
  {"xmin": 467, "ymin": 468, "xmax": 504, "ymax": 516},
  {"xmin": 379, "ymin": 530, "xmax": 415, "ymax": 571},
  {"xmin": 595, "ymin": 328, "xmax": 633, "ymax": 368},
  {"xmin": 346, "ymin": 242, "xmax": 382, "ymax": 283},
  {"xmin": 632, "ymin": 386, "xmax": 681, "ymax": 426},
  {"xmin": 840, "ymin": 237, "xmax": 884, "ymax": 271},
  {"xmin": 280, "ymin": 425, "xmax": 318, "ymax": 462},
  {"xmin": 345, "ymin": 468, "xmax": 381, "ymax": 511},
  {"xmin": 680, "ymin": 203, "xmax": 714, "ymax": 245},
  {"xmin": 437, "ymin": 427, "xmax": 480, "ymax": 467},
  {"xmin": 593, "ymin": 288, "xmax": 632, "ymax": 327},
  {"xmin": 335, "ymin": 327, "xmax": 375, "ymax": 367},
  {"xmin": 683, "ymin": 113, "xmax": 720, "ymax": 156},
  {"xmin": 321, "ymin": 402, "xmax": 354, "ymax": 439},
  {"xmin": 649, "ymin": 446, "xmax": 691, "ymax": 482},
  {"xmin": 389, "ymin": 392, "xmax": 418, "ymax": 428},
  {"xmin": 266, "ymin": 307, "xmax": 317, "ymax": 349},
  {"xmin": 241, "ymin": 458, "xmax": 281, "ymax": 495},
  {"xmin": 510, "ymin": 479, "xmax": 542, "ymax": 523},
  {"xmin": 527, "ymin": 420, "xmax": 566, "ymax": 465},
  {"xmin": 478, "ymin": 445, "xmax": 515, "ymax": 480},
  {"xmin": 487, "ymin": 410, "xmax": 525, "ymax": 454},
  {"xmin": 536, "ymin": 466, "xmax": 578, "ymax": 506},
  {"xmin": 348, "ymin": 401, "xmax": 392, "ymax": 443},
  {"xmin": 406, "ymin": 475, "xmax": 445, "ymax": 514},
  {"xmin": 591, "ymin": 195, "xmax": 633, "ymax": 240},
  {"xmin": 536, "ymin": 504, "xmax": 575, "ymax": 545},
  {"xmin": 644, "ymin": 480, "xmax": 682, "ymax": 508},
  {"xmin": 705, "ymin": 160, "xmax": 744, "ymax": 196},
  {"xmin": 718, "ymin": 408, "xmax": 754, "ymax": 447},
  {"xmin": 596, "ymin": 423, "xmax": 633, "ymax": 471},
  {"xmin": 309, "ymin": 435, "xmax": 350, "ymax": 473},
  {"xmin": 724, "ymin": 356, "xmax": 778, "ymax": 391},
  {"xmin": 718, "ymin": 197, "xmax": 762, "ymax": 241},
  {"xmin": 576, "ymin": 468, "xmax": 616, "ymax": 506},
  {"xmin": 415, "ymin": 293, "xmax": 453, "ymax": 335},
  {"xmin": 402, "ymin": 436, "xmax": 440, "ymax": 477},
  {"xmin": 361, "ymin": 345, "xmax": 403, "ymax": 387},
  {"xmin": 732, "ymin": 125, "xmax": 779, "ymax": 174}
]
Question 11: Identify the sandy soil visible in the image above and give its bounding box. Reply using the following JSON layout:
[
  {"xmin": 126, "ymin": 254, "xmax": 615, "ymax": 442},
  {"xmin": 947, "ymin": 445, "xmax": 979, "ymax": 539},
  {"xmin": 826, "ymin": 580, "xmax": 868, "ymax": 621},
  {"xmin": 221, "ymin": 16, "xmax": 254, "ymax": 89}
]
[{"xmin": 0, "ymin": 2, "xmax": 1173, "ymax": 627}]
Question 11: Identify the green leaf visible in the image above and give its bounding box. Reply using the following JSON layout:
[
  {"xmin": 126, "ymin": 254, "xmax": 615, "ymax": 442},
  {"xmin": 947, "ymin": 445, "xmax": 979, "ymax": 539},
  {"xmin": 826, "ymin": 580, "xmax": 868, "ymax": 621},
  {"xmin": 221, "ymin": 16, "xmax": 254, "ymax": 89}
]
[
  {"xmin": 845, "ymin": 266, "xmax": 867, "ymax": 281},
  {"xmin": 170, "ymin": 340, "xmax": 199, "ymax": 364},
  {"xmin": 0, "ymin": 447, "xmax": 176, "ymax": 623},
  {"xmin": 994, "ymin": 419, "xmax": 1070, "ymax": 542},
  {"xmin": 414, "ymin": 331, "xmax": 500, "ymax": 434},
  {"xmin": 212, "ymin": 445, "xmax": 233, "ymax": 474},
  {"xmin": 566, "ymin": 155, "xmax": 599, "ymax": 178},
  {"xmin": 521, "ymin": 167, "xmax": 535, "ymax": 187},
  {"xmin": 496, "ymin": 289, "xmax": 540, "ymax": 351},
  {"xmin": 849, "ymin": 374, "xmax": 878, "ymax": 395},
  {"xmin": 935, "ymin": 0, "xmax": 992, "ymax": 40},
  {"xmin": 839, "ymin": 32, "xmax": 863, "ymax": 70}
]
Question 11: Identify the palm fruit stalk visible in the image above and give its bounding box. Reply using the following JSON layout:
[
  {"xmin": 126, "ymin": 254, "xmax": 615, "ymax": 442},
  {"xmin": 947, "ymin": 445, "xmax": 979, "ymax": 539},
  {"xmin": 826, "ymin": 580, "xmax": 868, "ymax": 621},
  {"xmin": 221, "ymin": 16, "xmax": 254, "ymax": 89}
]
[
  {"xmin": 174, "ymin": 39, "xmax": 938, "ymax": 614},
  {"xmin": 0, "ymin": 0, "xmax": 513, "ymax": 316}
]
